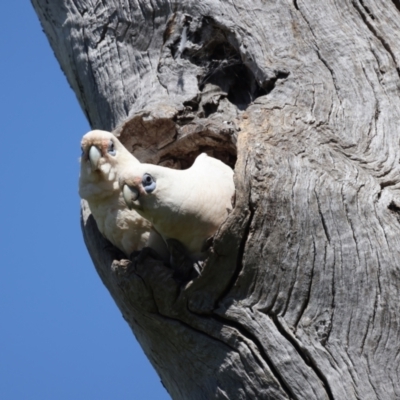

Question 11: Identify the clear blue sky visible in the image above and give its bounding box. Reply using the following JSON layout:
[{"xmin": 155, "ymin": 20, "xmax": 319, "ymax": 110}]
[{"xmin": 0, "ymin": 3, "xmax": 169, "ymax": 399}]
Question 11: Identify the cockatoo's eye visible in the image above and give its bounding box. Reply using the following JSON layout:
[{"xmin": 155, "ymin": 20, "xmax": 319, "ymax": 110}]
[
  {"xmin": 142, "ymin": 173, "xmax": 156, "ymax": 193},
  {"xmin": 81, "ymin": 146, "xmax": 84, "ymax": 156},
  {"xmin": 107, "ymin": 140, "xmax": 116, "ymax": 156}
]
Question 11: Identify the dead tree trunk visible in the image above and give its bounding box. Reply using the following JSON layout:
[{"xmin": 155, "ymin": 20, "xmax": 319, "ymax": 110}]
[{"xmin": 32, "ymin": 0, "xmax": 400, "ymax": 398}]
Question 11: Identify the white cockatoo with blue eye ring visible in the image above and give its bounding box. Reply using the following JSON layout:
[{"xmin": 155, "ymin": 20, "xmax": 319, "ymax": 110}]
[
  {"xmin": 79, "ymin": 130, "xmax": 168, "ymax": 258},
  {"xmin": 118, "ymin": 153, "xmax": 235, "ymax": 261}
]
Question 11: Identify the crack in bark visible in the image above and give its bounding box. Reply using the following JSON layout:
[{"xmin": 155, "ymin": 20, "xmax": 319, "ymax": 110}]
[
  {"xmin": 282, "ymin": 246, "xmax": 300, "ymax": 317},
  {"xmin": 137, "ymin": 0, "xmax": 149, "ymax": 20},
  {"xmin": 352, "ymin": 0, "xmax": 400, "ymax": 80},
  {"xmin": 325, "ymin": 244, "xmax": 336, "ymax": 345},
  {"xmin": 272, "ymin": 316, "xmax": 335, "ymax": 400},
  {"xmin": 71, "ymin": 0, "xmax": 88, "ymax": 17},
  {"xmin": 360, "ymin": 313, "xmax": 371, "ymax": 354},
  {"xmin": 341, "ymin": 186, "xmax": 361, "ymax": 264},
  {"xmin": 71, "ymin": 43, "xmax": 93, "ymax": 127},
  {"xmin": 388, "ymin": 201, "xmax": 400, "ymax": 225},
  {"xmin": 365, "ymin": 360, "xmax": 380, "ymax": 400},
  {"xmin": 360, "ymin": 61, "xmax": 379, "ymax": 155},
  {"xmin": 282, "ymin": 167, "xmax": 301, "ymax": 317},
  {"xmin": 344, "ymin": 311, "xmax": 356, "ymax": 374},
  {"xmin": 150, "ymin": 318, "xmax": 206, "ymax": 396},
  {"xmin": 310, "ymin": 80, "xmax": 317, "ymax": 117},
  {"xmin": 374, "ymin": 203, "xmax": 391, "ymax": 248},
  {"xmin": 99, "ymin": 22, "xmax": 112, "ymax": 48},
  {"xmin": 359, "ymin": 0, "xmax": 375, "ymax": 20},
  {"xmin": 336, "ymin": 350, "xmax": 363, "ymax": 400},
  {"xmin": 315, "ymin": 189, "xmax": 331, "ymax": 243},
  {"xmin": 158, "ymin": 310, "xmax": 237, "ymax": 353},
  {"xmin": 210, "ymin": 314, "xmax": 295, "ymax": 399},
  {"xmin": 294, "ymin": 238, "xmax": 316, "ymax": 329},
  {"xmin": 294, "ymin": 6, "xmax": 342, "ymax": 110},
  {"xmin": 376, "ymin": 164, "xmax": 393, "ymax": 179},
  {"xmin": 114, "ymin": 33, "xmax": 130, "ymax": 117},
  {"xmin": 373, "ymin": 253, "xmax": 382, "ymax": 325}
]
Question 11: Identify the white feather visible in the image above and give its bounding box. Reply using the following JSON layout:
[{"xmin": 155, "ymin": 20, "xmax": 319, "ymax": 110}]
[
  {"xmin": 79, "ymin": 130, "xmax": 168, "ymax": 258},
  {"xmin": 120, "ymin": 153, "xmax": 235, "ymax": 260}
]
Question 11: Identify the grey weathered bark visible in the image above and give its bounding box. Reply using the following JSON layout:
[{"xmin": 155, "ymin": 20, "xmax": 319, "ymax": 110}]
[{"xmin": 32, "ymin": 0, "xmax": 400, "ymax": 398}]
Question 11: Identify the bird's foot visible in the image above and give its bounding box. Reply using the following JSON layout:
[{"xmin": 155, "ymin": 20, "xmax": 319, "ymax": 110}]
[
  {"xmin": 193, "ymin": 260, "xmax": 204, "ymax": 276},
  {"xmin": 166, "ymin": 239, "xmax": 202, "ymax": 282}
]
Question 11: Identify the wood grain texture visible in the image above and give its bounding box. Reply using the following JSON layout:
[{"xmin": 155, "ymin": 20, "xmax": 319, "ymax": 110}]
[{"xmin": 32, "ymin": 0, "xmax": 400, "ymax": 398}]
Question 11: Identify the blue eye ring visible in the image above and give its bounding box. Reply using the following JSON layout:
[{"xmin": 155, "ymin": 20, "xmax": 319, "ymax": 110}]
[
  {"xmin": 81, "ymin": 146, "xmax": 84, "ymax": 157},
  {"xmin": 142, "ymin": 173, "xmax": 156, "ymax": 193},
  {"xmin": 107, "ymin": 140, "xmax": 116, "ymax": 156}
]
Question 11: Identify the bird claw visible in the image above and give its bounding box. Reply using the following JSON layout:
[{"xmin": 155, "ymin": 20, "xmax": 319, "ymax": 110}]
[
  {"xmin": 193, "ymin": 261, "xmax": 204, "ymax": 276},
  {"xmin": 166, "ymin": 239, "xmax": 202, "ymax": 282}
]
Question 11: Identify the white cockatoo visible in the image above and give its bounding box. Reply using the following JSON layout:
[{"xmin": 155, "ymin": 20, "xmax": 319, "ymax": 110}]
[
  {"xmin": 79, "ymin": 130, "xmax": 168, "ymax": 258},
  {"xmin": 118, "ymin": 153, "xmax": 235, "ymax": 261}
]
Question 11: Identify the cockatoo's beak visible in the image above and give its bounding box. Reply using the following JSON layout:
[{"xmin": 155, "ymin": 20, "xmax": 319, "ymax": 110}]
[
  {"xmin": 89, "ymin": 146, "xmax": 101, "ymax": 170},
  {"xmin": 122, "ymin": 184, "xmax": 140, "ymax": 209}
]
